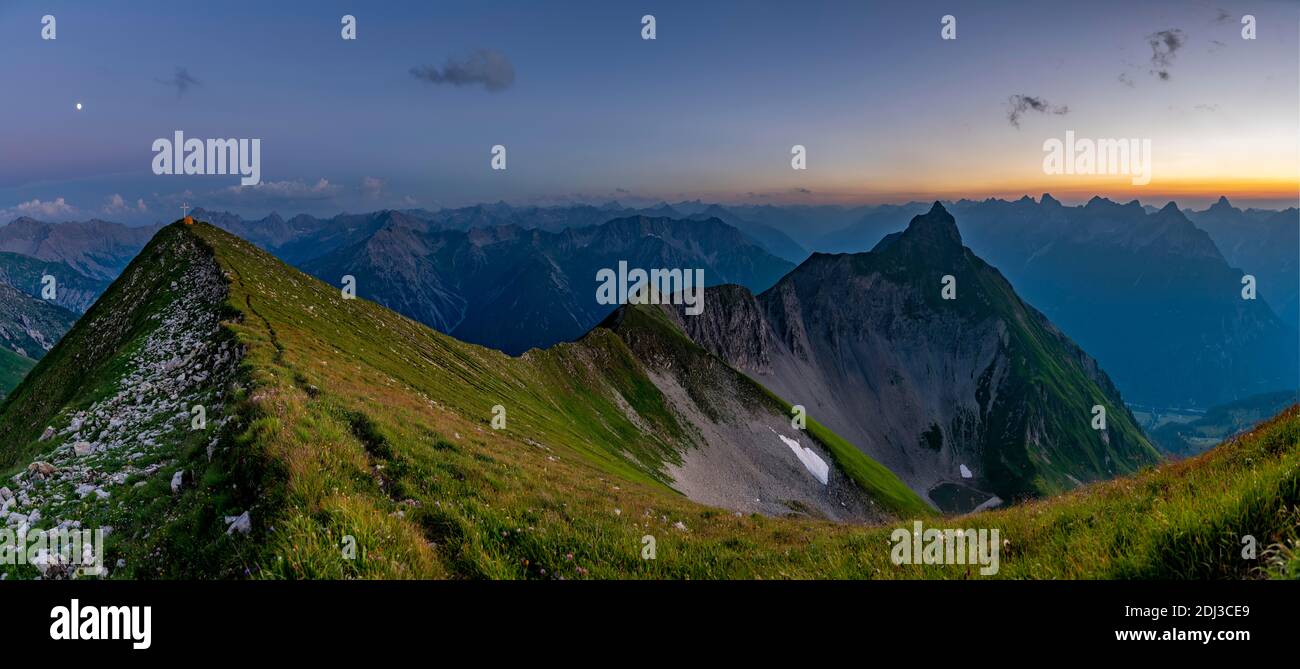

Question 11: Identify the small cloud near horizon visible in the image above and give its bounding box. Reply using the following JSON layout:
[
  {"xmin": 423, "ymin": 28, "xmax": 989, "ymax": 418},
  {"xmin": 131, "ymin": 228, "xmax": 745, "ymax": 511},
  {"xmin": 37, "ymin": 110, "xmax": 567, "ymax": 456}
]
[
  {"xmin": 1, "ymin": 197, "xmax": 79, "ymax": 221},
  {"xmin": 103, "ymin": 194, "xmax": 149, "ymax": 215}
]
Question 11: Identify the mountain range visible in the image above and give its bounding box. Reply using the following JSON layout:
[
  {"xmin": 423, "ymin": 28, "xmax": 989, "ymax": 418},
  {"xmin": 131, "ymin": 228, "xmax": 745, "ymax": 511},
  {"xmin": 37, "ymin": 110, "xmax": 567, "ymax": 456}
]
[
  {"xmin": 2, "ymin": 195, "xmax": 1294, "ymax": 410},
  {"xmin": 297, "ymin": 214, "xmax": 794, "ymax": 354},
  {"xmin": 0, "ymin": 217, "xmax": 159, "ymax": 282},
  {"xmin": 192, "ymin": 202, "xmax": 809, "ymax": 265},
  {"xmin": 0, "ymin": 217, "xmax": 1294, "ymax": 579},
  {"xmin": 177, "ymin": 207, "xmax": 794, "ymax": 354},
  {"xmin": 812, "ymin": 195, "xmax": 1298, "ymax": 410}
]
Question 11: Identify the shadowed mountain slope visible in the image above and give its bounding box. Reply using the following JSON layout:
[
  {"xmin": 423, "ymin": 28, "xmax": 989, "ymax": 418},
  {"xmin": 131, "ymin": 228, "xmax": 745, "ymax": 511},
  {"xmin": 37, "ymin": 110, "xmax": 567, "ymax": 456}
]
[{"xmin": 667, "ymin": 203, "xmax": 1159, "ymax": 512}]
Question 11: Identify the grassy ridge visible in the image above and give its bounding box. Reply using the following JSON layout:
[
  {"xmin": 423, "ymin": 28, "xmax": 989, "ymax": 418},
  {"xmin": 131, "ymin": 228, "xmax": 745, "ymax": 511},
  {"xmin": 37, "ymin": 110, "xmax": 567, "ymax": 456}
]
[
  {"xmin": 0, "ymin": 225, "xmax": 277, "ymax": 578},
  {"xmin": 0, "ymin": 226, "xmax": 205, "ymax": 470}
]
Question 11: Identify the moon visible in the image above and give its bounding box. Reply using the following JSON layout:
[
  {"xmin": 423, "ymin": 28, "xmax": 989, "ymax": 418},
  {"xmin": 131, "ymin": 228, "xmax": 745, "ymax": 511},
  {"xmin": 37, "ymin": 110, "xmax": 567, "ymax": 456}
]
[{"xmin": 75, "ymin": 102, "xmax": 83, "ymax": 110}]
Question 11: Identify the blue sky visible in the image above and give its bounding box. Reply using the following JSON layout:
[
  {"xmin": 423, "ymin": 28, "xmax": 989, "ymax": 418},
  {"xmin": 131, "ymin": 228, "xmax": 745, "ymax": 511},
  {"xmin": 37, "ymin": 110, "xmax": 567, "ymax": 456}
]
[{"xmin": 1, "ymin": 0, "xmax": 1296, "ymax": 224}]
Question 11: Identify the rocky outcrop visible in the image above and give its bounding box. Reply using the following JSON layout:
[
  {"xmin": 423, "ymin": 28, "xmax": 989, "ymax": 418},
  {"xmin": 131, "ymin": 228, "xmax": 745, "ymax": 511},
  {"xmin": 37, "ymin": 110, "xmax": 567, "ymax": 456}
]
[{"xmin": 0, "ymin": 232, "xmax": 241, "ymax": 579}]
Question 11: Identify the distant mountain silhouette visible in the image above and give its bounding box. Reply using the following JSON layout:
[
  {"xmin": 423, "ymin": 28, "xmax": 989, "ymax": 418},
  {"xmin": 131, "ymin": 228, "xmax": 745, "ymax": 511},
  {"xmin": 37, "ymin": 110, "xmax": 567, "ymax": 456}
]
[
  {"xmin": 0, "ymin": 217, "xmax": 159, "ymax": 281},
  {"xmin": 296, "ymin": 214, "xmax": 795, "ymax": 354},
  {"xmin": 10, "ymin": 196, "xmax": 1295, "ymax": 410},
  {"xmin": 1185, "ymin": 196, "xmax": 1299, "ymax": 328},
  {"xmin": 812, "ymin": 196, "xmax": 1298, "ymax": 409}
]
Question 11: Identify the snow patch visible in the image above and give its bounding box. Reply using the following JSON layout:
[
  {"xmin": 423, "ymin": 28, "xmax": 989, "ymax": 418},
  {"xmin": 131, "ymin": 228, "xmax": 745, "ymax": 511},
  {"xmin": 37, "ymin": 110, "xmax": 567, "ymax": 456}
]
[
  {"xmin": 769, "ymin": 427, "xmax": 829, "ymax": 485},
  {"xmin": 959, "ymin": 464, "xmax": 973, "ymax": 479}
]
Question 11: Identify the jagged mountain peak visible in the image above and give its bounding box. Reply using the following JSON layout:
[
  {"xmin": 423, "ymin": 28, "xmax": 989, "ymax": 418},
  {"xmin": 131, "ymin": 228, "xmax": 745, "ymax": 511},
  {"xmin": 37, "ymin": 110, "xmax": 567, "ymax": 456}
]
[
  {"xmin": 672, "ymin": 205, "xmax": 1157, "ymax": 512},
  {"xmin": 892, "ymin": 201, "xmax": 963, "ymax": 252}
]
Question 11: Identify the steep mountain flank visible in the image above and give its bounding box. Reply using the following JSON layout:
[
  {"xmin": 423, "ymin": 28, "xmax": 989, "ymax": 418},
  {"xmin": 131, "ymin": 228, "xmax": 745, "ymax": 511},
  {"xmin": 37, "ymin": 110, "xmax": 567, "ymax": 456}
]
[
  {"xmin": 0, "ymin": 251, "xmax": 111, "ymax": 314},
  {"xmin": 0, "ymin": 224, "xmax": 249, "ymax": 577},
  {"xmin": 0, "ymin": 282, "xmax": 77, "ymax": 362},
  {"xmin": 599, "ymin": 304, "xmax": 929, "ymax": 519},
  {"xmin": 1185, "ymin": 197, "xmax": 1299, "ymax": 329},
  {"xmin": 668, "ymin": 203, "xmax": 1159, "ymax": 511}
]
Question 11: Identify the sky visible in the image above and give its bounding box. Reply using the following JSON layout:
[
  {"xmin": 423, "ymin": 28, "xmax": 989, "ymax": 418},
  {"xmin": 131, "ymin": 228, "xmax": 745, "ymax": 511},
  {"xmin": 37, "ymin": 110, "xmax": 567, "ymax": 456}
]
[{"xmin": 1, "ymin": 0, "xmax": 1297, "ymax": 224}]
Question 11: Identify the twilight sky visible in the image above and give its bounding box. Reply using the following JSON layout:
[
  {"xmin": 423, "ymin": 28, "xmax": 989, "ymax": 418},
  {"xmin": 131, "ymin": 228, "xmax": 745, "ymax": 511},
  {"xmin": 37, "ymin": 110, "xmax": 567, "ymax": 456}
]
[{"xmin": 1, "ymin": 0, "xmax": 1297, "ymax": 224}]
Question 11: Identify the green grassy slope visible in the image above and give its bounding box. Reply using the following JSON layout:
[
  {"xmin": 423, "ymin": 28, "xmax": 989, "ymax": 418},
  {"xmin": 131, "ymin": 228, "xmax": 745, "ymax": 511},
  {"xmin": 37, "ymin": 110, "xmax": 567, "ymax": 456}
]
[
  {"xmin": 0, "ymin": 346, "xmax": 35, "ymax": 400},
  {"xmin": 1, "ymin": 221, "xmax": 1296, "ymax": 579}
]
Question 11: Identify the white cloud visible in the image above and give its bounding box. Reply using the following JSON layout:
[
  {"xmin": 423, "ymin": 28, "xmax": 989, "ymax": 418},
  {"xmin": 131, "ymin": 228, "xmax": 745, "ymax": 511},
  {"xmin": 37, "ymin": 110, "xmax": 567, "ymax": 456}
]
[
  {"xmin": 1, "ymin": 197, "xmax": 79, "ymax": 222},
  {"xmin": 361, "ymin": 176, "xmax": 385, "ymax": 198},
  {"xmin": 102, "ymin": 194, "xmax": 150, "ymax": 215}
]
